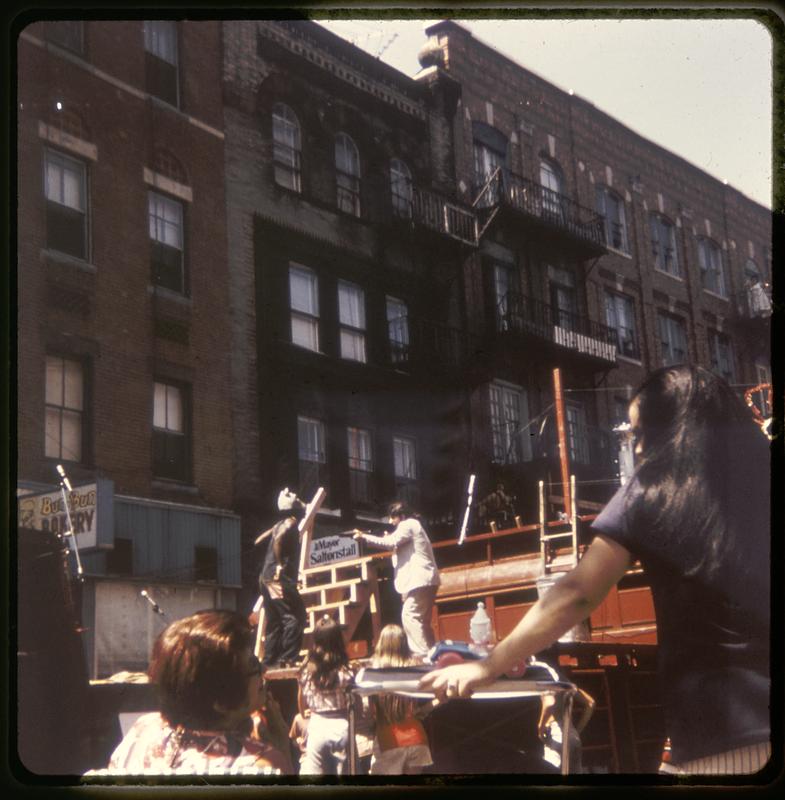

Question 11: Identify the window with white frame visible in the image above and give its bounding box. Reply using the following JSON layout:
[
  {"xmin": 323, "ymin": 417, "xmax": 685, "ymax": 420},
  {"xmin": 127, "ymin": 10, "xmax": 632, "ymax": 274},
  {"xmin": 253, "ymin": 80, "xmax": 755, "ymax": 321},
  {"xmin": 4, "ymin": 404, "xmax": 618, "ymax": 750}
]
[
  {"xmin": 489, "ymin": 381, "xmax": 531, "ymax": 464},
  {"xmin": 697, "ymin": 238, "xmax": 726, "ymax": 296},
  {"xmin": 650, "ymin": 214, "xmax": 679, "ymax": 276},
  {"xmin": 298, "ymin": 415, "xmax": 326, "ymax": 497},
  {"xmin": 289, "ymin": 264, "xmax": 319, "ymax": 352},
  {"xmin": 708, "ymin": 329, "xmax": 735, "ymax": 383},
  {"xmin": 143, "ymin": 21, "xmax": 178, "ymax": 106},
  {"xmin": 272, "ymin": 103, "xmax": 301, "ymax": 192},
  {"xmin": 494, "ymin": 262, "xmax": 517, "ymax": 330},
  {"xmin": 539, "ymin": 159, "xmax": 564, "ymax": 220},
  {"xmin": 386, "ymin": 296, "xmax": 409, "ymax": 363},
  {"xmin": 45, "ymin": 149, "xmax": 87, "ymax": 260},
  {"xmin": 152, "ymin": 380, "xmax": 189, "ymax": 481},
  {"xmin": 657, "ymin": 312, "xmax": 687, "ymax": 366},
  {"xmin": 596, "ymin": 186, "xmax": 628, "ymax": 253},
  {"xmin": 338, "ymin": 280, "xmax": 366, "ymax": 362},
  {"xmin": 604, "ymin": 290, "xmax": 639, "ymax": 359},
  {"xmin": 548, "ymin": 264, "xmax": 577, "ymax": 331},
  {"xmin": 45, "ymin": 355, "xmax": 85, "ymax": 462},
  {"xmin": 347, "ymin": 427, "xmax": 373, "ymax": 504},
  {"xmin": 335, "ymin": 133, "xmax": 361, "ymax": 216},
  {"xmin": 149, "ymin": 191, "xmax": 186, "ymax": 294},
  {"xmin": 390, "ymin": 158, "xmax": 413, "ymax": 218},
  {"xmin": 566, "ymin": 402, "xmax": 590, "ymax": 465},
  {"xmin": 393, "ymin": 436, "xmax": 417, "ymax": 480}
]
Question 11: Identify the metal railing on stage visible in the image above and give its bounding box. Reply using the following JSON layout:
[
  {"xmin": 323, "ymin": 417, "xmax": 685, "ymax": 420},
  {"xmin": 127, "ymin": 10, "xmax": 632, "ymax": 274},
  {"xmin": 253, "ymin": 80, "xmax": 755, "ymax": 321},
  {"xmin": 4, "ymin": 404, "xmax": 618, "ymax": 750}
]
[{"xmin": 347, "ymin": 665, "xmax": 581, "ymax": 776}]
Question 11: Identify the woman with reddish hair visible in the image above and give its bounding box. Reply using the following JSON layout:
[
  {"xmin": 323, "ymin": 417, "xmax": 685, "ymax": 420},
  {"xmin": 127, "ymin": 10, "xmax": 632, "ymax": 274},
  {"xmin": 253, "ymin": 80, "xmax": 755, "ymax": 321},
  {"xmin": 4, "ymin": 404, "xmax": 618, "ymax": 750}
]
[{"xmin": 92, "ymin": 609, "xmax": 291, "ymax": 775}]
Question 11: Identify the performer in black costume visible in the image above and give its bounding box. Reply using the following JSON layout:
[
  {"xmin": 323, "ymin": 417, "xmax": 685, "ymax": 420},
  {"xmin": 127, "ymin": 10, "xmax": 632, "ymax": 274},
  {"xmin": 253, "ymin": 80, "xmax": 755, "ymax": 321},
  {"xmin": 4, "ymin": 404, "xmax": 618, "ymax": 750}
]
[{"xmin": 257, "ymin": 489, "xmax": 307, "ymax": 669}]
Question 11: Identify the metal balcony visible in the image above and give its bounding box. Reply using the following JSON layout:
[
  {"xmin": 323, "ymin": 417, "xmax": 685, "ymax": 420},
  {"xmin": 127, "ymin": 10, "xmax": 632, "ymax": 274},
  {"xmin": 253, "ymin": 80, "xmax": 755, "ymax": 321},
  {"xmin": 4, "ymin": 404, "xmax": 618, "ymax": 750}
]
[
  {"xmin": 733, "ymin": 283, "xmax": 772, "ymax": 320},
  {"xmin": 497, "ymin": 291, "xmax": 618, "ymax": 365},
  {"xmin": 474, "ymin": 168, "xmax": 606, "ymax": 256},
  {"xmin": 386, "ymin": 315, "xmax": 468, "ymax": 372},
  {"xmin": 393, "ymin": 185, "xmax": 478, "ymax": 247}
]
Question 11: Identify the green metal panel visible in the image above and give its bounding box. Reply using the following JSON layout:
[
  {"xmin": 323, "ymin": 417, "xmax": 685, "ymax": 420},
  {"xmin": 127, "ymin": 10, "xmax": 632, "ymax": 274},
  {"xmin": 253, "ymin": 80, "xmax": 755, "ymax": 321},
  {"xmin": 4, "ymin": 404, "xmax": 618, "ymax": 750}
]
[{"xmin": 112, "ymin": 499, "xmax": 242, "ymax": 587}]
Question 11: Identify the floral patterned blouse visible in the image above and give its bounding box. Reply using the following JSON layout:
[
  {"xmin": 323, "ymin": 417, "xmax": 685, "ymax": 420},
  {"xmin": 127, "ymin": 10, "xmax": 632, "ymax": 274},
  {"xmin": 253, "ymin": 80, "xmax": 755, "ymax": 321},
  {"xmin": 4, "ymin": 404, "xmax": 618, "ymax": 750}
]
[{"xmin": 84, "ymin": 712, "xmax": 287, "ymax": 776}]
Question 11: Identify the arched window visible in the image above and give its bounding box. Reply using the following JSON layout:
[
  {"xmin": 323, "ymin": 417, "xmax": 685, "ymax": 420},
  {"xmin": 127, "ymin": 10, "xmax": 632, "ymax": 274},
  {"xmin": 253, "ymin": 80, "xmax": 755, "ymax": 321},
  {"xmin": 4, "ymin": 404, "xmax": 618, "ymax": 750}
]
[
  {"xmin": 697, "ymin": 237, "xmax": 725, "ymax": 297},
  {"xmin": 595, "ymin": 185, "xmax": 629, "ymax": 253},
  {"xmin": 335, "ymin": 133, "xmax": 361, "ymax": 216},
  {"xmin": 390, "ymin": 158, "xmax": 413, "ymax": 218},
  {"xmin": 539, "ymin": 159, "xmax": 565, "ymax": 220},
  {"xmin": 272, "ymin": 103, "xmax": 302, "ymax": 192},
  {"xmin": 650, "ymin": 213, "xmax": 679, "ymax": 276}
]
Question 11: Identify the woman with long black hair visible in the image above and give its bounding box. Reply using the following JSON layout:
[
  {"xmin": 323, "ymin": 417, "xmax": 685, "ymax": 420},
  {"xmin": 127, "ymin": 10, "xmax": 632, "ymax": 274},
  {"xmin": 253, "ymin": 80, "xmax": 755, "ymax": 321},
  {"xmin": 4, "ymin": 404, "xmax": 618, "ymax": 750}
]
[{"xmin": 420, "ymin": 365, "xmax": 770, "ymax": 775}]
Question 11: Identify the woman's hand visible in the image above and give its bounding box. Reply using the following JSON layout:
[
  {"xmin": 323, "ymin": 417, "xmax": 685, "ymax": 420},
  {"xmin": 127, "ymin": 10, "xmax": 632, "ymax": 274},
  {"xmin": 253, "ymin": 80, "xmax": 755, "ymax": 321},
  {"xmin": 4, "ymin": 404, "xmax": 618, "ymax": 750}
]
[{"xmin": 417, "ymin": 660, "xmax": 494, "ymax": 701}]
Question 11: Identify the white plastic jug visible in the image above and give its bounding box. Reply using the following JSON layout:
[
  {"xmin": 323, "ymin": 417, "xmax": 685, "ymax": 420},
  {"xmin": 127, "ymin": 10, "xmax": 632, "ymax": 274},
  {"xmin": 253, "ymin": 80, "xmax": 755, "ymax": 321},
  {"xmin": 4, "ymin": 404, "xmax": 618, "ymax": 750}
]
[{"xmin": 469, "ymin": 601, "xmax": 492, "ymax": 652}]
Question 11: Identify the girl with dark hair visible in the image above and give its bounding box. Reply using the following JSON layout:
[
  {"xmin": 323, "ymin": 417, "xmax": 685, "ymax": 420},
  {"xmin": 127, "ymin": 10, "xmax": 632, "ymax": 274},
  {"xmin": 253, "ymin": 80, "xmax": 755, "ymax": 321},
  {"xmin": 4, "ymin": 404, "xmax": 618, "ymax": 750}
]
[
  {"xmin": 91, "ymin": 610, "xmax": 291, "ymax": 775},
  {"xmin": 297, "ymin": 615, "xmax": 355, "ymax": 775},
  {"xmin": 421, "ymin": 366, "xmax": 770, "ymax": 775}
]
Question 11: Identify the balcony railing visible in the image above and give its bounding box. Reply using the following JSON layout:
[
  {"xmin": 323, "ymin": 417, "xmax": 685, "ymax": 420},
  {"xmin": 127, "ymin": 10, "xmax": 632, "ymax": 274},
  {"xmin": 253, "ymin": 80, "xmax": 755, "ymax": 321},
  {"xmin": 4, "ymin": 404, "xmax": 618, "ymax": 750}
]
[
  {"xmin": 393, "ymin": 185, "xmax": 478, "ymax": 247},
  {"xmin": 386, "ymin": 316, "xmax": 467, "ymax": 371},
  {"xmin": 733, "ymin": 283, "xmax": 772, "ymax": 320},
  {"xmin": 474, "ymin": 168, "xmax": 606, "ymax": 251},
  {"xmin": 497, "ymin": 291, "xmax": 618, "ymax": 364}
]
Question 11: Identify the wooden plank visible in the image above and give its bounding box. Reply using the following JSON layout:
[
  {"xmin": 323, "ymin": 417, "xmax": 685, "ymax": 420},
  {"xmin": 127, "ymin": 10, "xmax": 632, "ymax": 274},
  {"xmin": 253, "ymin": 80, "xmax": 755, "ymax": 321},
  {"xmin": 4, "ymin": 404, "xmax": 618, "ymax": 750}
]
[{"xmin": 298, "ymin": 487, "xmax": 326, "ymax": 578}]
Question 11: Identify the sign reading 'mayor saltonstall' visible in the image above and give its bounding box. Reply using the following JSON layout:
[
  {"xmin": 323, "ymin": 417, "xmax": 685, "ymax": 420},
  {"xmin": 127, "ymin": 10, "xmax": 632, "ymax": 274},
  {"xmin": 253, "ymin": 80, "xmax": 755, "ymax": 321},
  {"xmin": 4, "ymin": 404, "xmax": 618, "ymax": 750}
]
[{"xmin": 307, "ymin": 534, "xmax": 359, "ymax": 567}]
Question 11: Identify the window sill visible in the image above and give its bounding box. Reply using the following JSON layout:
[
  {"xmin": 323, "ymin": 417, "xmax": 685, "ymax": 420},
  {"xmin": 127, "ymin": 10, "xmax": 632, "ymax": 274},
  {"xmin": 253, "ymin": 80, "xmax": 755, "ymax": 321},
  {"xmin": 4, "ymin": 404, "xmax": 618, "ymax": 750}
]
[
  {"xmin": 653, "ymin": 267, "xmax": 684, "ymax": 282},
  {"xmin": 151, "ymin": 479, "xmax": 199, "ymax": 495},
  {"xmin": 42, "ymin": 249, "xmax": 96, "ymax": 273},
  {"xmin": 605, "ymin": 246, "xmax": 632, "ymax": 259},
  {"xmin": 148, "ymin": 284, "xmax": 192, "ymax": 305},
  {"xmin": 701, "ymin": 289, "xmax": 729, "ymax": 302}
]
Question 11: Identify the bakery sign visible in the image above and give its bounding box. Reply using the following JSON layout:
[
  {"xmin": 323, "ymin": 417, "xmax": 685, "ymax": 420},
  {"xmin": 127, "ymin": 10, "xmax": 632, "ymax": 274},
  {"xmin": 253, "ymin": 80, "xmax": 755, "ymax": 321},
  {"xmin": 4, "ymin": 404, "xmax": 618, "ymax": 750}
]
[
  {"xmin": 307, "ymin": 534, "xmax": 359, "ymax": 567},
  {"xmin": 17, "ymin": 480, "xmax": 114, "ymax": 550}
]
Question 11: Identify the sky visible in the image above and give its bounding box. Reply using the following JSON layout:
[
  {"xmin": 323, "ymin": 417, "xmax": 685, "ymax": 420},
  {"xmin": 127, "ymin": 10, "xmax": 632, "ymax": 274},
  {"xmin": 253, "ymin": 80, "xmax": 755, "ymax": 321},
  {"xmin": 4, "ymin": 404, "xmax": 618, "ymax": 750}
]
[{"xmin": 317, "ymin": 16, "xmax": 773, "ymax": 209}]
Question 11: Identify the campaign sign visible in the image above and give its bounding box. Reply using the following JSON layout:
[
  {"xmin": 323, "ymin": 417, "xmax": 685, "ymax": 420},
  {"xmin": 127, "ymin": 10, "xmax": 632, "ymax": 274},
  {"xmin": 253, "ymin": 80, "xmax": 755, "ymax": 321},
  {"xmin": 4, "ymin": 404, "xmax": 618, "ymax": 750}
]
[{"xmin": 308, "ymin": 534, "xmax": 359, "ymax": 568}]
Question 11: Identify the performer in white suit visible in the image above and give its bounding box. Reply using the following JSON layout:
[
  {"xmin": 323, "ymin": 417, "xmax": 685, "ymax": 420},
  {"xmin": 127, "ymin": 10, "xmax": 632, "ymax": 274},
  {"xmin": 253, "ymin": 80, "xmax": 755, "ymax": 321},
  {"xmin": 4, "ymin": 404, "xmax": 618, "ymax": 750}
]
[{"xmin": 354, "ymin": 501, "xmax": 440, "ymax": 657}]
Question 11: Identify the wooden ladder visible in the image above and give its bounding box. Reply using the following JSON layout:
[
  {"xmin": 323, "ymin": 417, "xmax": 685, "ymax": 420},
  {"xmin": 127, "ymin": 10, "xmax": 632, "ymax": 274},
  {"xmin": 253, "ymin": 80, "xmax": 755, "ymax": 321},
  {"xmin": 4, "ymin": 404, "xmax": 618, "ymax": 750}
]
[
  {"xmin": 299, "ymin": 555, "xmax": 383, "ymax": 656},
  {"xmin": 539, "ymin": 475, "xmax": 580, "ymax": 574}
]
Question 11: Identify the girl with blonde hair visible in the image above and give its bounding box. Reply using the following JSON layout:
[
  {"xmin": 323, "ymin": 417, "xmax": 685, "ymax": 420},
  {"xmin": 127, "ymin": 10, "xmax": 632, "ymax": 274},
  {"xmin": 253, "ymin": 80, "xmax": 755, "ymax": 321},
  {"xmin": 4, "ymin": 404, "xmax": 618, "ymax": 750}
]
[{"xmin": 369, "ymin": 624, "xmax": 433, "ymax": 775}]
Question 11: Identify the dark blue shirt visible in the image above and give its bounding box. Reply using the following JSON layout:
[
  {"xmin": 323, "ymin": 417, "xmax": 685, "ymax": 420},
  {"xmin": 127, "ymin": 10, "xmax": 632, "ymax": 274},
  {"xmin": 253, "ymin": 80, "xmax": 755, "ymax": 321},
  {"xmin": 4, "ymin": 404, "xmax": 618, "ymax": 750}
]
[{"xmin": 592, "ymin": 476, "xmax": 770, "ymax": 764}]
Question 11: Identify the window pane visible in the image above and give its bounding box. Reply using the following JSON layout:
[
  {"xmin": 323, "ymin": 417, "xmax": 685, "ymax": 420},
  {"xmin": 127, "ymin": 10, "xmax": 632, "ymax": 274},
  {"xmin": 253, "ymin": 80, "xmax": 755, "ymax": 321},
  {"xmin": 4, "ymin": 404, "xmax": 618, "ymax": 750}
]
[
  {"xmin": 144, "ymin": 21, "xmax": 177, "ymax": 64},
  {"xmin": 289, "ymin": 267, "xmax": 318, "ymax": 315},
  {"xmin": 46, "ymin": 356, "xmax": 63, "ymax": 405},
  {"xmin": 348, "ymin": 428, "xmax": 372, "ymax": 471},
  {"xmin": 336, "ymin": 134, "xmax": 359, "ymax": 177},
  {"xmin": 61, "ymin": 410, "xmax": 82, "ymax": 461},
  {"xmin": 340, "ymin": 329, "xmax": 366, "ymax": 362},
  {"xmin": 338, "ymin": 282, "xmax": 365, "ymax": 329},
  {"xmin": 298, "ymin": 417, "xmax": 325, "ymax": 462},
  {"xmin": 63, "ymin": 359, "xmax": 83, "ymax": 410},
  {"xmin": 166, "ymin": 385, "xmax": 183, "ymax": 432},
  {"xmin": 291, "ymin": 314, "xmax": 319, "ymax": 351},
  {"xmin": 149, "ymin": 193, "xmax": 183, "ymax": 249},
  {"xmin": 393, "ymin": 437, "xmax": 416, "ymax": 479},
  {"xmin": 153, "ymin": 382, "xmax": 167, "ymax": 428},
  {"xmin": 45, "ymin": 407, "xmax": 60, "ymax": 459}
]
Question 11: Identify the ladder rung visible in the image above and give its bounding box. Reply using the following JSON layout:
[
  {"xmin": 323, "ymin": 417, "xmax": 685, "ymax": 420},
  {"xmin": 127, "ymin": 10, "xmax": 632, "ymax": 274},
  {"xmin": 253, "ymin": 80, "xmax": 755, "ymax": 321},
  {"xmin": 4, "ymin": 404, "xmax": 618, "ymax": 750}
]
[{"xmin": 542, "ymin": 532, "xmax": 575, "ymax": 541}]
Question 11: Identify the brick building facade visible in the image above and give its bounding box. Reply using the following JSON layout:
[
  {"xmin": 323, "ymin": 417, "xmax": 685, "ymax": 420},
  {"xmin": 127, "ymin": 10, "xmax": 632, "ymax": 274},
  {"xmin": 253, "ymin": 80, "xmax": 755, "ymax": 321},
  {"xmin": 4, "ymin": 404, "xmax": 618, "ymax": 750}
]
[
  {"xmin": 17, "ymin": 20, "xmax": 240, "ymax": 677},
  {"xmin": 417, "ymin": 20, "xmax": 771, "ymax": 519}
]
